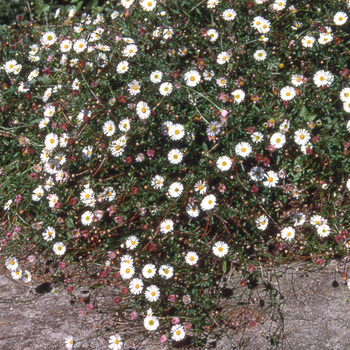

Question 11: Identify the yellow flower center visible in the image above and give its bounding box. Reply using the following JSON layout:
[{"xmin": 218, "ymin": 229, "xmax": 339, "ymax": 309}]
[
  {"xmin": 276, "ymin": 138, "xmax": 281, "ymax": 143},
  {"xmin": 115, "ymin": 339, "xmax": 119, "ymax": 344},
  {"xmin": 86, "ymin": 216, "xmax": 90, "ymax": 221},
  {"xmin": 141, "ymin": 107, "xmax": 146, "ymax": 113},
  {"xmin": 125, "ymin": 268, "xmax": 130, "ymax": 273},
  {"xmin": 208, "ymin": 200, "xmax": 213, "ymax": 205},
  {"xmin": 173, "ymin": 154, "xmax": 178, "ymax": 159},
  {"xmin": 151, "ymin": 291, "xmax": 156, "ymax": 296},
  {"xmin": 176, "ymin": 330, "xmax": 181, "ymax": 336},
  {"xmin": 241, "ymin": 147, "xmax": 246, "ymax": 152},
  {"xmin": 300, "ymin": 134, "xmax": 305, "ymax": 139},
  {"xmin": 166, "ymin": 225, "xmax": 170, "ymax": 230},
  {"xmin": 286, "ymin": 92, "xmax": 291, "ymax": 96},
  {"xmin": 268, "ymin": 177, "xmax": 273, "ymax": 182},
  {"xmin": 320, "ymin": 76, "xmax": 324, "ymax": 81},
  {"xmin": 222, "ymin": 161, "xmax": 227, "ymax": 166},
  {"xmin": 190, "ymin": 256, "xmax": 195, "ymax": 261},
  {"xmin": 218, "ymin": 247, "xmax": 223, "ymax": 252},
  {"xmin": 190, "ymin": 76, "xmax": 195, "ymax": 81}
]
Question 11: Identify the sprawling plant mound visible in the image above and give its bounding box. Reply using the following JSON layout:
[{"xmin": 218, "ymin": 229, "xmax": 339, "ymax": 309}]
[{"xmin": 1, "ymin": 0, "xmax": 350, "ymax": 348}]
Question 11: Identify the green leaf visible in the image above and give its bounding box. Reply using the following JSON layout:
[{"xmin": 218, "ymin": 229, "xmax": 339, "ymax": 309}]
[
  {"xmin": 34, "ymin": 0, "xmax": 45, "ymax": 16},
  {"xmin": 304, "ymin": 114, "xmax": 317, "ymax": 122},
  {"xmin": 300, "ymin": 106, "xmax": 309, "ymax": 118},
  {"xmin": 66, "ymin": 218, "xmax": 75, "ymax": 229},
  {"xmin": 222, "ymin": 260, "xmax": 227, "ymax": 273},
  {"xmin": 300, "ymin": 106, "xmax": 317, "ymax": 121},
  {"xmin": 36, "ymin": 76, "xmax": 50, "ymax": 85}
]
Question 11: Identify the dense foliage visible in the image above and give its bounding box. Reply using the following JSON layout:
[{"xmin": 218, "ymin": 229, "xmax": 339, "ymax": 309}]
[{"xmin": 1, "ymin": 0, "xmax": 350, "ymax": 348}]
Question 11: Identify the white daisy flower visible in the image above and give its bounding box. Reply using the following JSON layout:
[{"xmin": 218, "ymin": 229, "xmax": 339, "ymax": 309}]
[
  {"xmin": 168, "ymin": 149, "xmax": 183, "ymax": 164},
  {"xmin": 216, "ymin": 156, "xmax": 232, "ymax": 171},
  {"xmin": 212, "ymin": 241, "xmax": 229, "ymax": 257},
  {"xmin": 81, "ymin": 211, "xmax": 93, "ymax": 225},
  {"xmin": 313, "ymin": 70, "xmax": 334, "ymax": 87},
  {"xmin": 159, "ymin": 265, "xmax": 174, "ymax": 279},
  {"xmin": 140, "ymin": 0, "xmax": 157, "ymax": 11},
  {"xmin": 11, "ymin": 268, "xmax": 23, "ymax": 280},
  {"xmin": 185, "ymin": 251, "xmax": 199, "ymax": 265},
  {"xmin": 207, "ymin": 29, "xmax": 219, "ymax": 42},
  {"xmin": 186, "ymin": 204, "xmax": 200, "ymax": 218},
  {"xmin": 168, "ymin": 124, "xmax": 185, "ymax": 140},
  {"xmin": 217, "ymin": 51, "xmax": 230, "ymax": 65},
  {"xmin": 334, "ymin": 11, "xmax": 348, "ymax": 25},
  {"xmin": 120, "ymin": 262, "xmax": 135, "ymax": 280},
  {"xmin": 116, "ymin": 61, "xmax": 129, "ymax": 74},
  {"xmin": 142, "ymin": 264, "xmax": 156, "ymax": 278},
  {"xmin": 253, "ymin": 49, "xmax": 267, "ymax": 61},
  {"xmin": 251, "ymin": 132, "xmax": 264, "ymax": 143},
  {"xmin": 301, "ymin": 35, "xmax": 315, "ymax": 48},
  {"xmin": 60, "ymin": 39, "xmax": 72, "ymax": 52},
  {"xmin": 41, "ymin": 31, "xmax": 57, "ymax": 46},
  {"xmin": 150, "ymin": 70, "xmax": 163, "ymax": 83},
  {"xmin": 317, "ymin": 224, "xmax": 331, "ymax": 237},
  {"xmin": 129, "ymin": 278, "xmax": 144, "ymax": 295},
  {"xmin": 270, "ymin": 132, "xmax": 286, "ymax": 149},
  {"xmin": 159, "ymin": 82, "xmax": 173, "ymax": 96},
  {"xmin": 136, "ymin": 101, "xmax": 151, "ymax": 119},
  {"xmin": 5, "ymin": 257, "xmax": 19, "ymax": 271},
  {"xmin": 171, "ymin": 325, "xmax": 186, "ymax": 341},
  {"xmin": 125, "ymin": 235, "xmax": 139, "ymax": 250},
  {"xmin": 231, "ymin": 89, "xmax": 245, "ymax": 103},
  {"xmin": 294, "ymin": 129, "xmax": 311, "ymax": 146},
  {"xmin": 235, "ymin": 142, "xmax": 252, "ymax": 158},
  {"xmin": 53, "ymin": 242, "xmax": 66, "ymax": 256},
  {"xmin": 200, "ymin": 194, "xmax": 216, "ymax": 211},
  {"xmin": 73, "ymin": 39, "xmax": 87, "ymax": 53},
  {"xmin": 281, "ymin": 227, "xmax": 295, "ymax": 241},
  {"xmin": 145, "ymin": 285, "xmax": 160, "ymax": 302},
  {"xmin": 151, "ymin": 175, "xmax": 165, "ymax": 189},
  {"xmin": 103, "ymin": 120, "xmax": 116, "ymax": 136},
  {"xmin": 144, "ymin": 315, "xmax": 159, "ymax": 331},
  {"xmin": 42, "ymin": 226, "xmax": 56, "ymax": 241},
  {"xmin": 123, "ymin": 44, "xmax": 138, "ymax": 57},
  {"xmin": 108, "ymin": 334, "xmax": 123, "ymax": 350},
  {"xmin": 160, "ymin": 219, "xmax": 174, "ymax": 234},
  {"xmin": 222, "ymin": 9, "xmax": 236, "ymax": 21},
  {"xmin": 168, "ymin": 182, "xmax": 184, "ymax": 198},
  {"xmin": 263, "ymin": 171, "xmax": 279, "ymax": 187},
  {"xmin": 184, "ymin": 70, "xmax": 201, "ymax": 87},
  {"xmin": 256, "ymin": 215, "xmax": 269, "ymax": 230},
  {"xmin": 280, "ymin": 86, "xmax": 296, "ymax": 101}
]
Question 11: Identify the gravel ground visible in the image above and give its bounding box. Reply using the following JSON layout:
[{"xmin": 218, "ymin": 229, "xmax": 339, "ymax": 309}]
[{"xmin": 1, "ymin": 260, "xmax": 350, "ymax": 350}]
